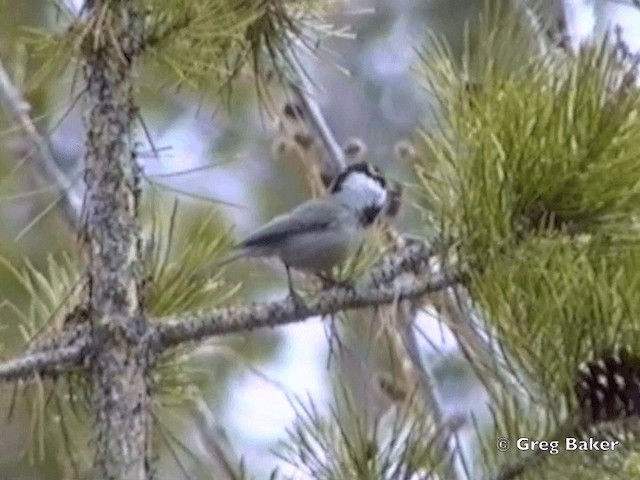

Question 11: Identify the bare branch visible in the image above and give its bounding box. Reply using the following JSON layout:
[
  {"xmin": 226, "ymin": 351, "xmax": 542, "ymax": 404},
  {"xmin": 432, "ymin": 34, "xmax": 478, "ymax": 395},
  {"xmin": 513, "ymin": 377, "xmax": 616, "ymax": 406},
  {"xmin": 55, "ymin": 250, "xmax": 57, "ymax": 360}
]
[
  {"xmin": 514, "ymin": 0, "xmax": 550, "ymax": 56},
  {"xmin": 0, "ymin": 339, "xmax": 87, "ymax": 383},
  {"xmin": 191, "ymin": 399, "xmax": 243, "ymax": 480},
  {"xmin": 289, "ymin": 61, "xmax": 346, "ymax": 181},
  {"xmin": 0, "ymin": 319, "xmax": 90, "ymax": 383},
  {"xmin": 369, "ymin": 241, "xmax": 432, "ymax": 285},
  {"xmin": 0, "ymin": 57, "xmax": 83, "ymax": 226},
  {"xmin": 154, "ymin": 251, "xmax": 462, "ymax": 351}
]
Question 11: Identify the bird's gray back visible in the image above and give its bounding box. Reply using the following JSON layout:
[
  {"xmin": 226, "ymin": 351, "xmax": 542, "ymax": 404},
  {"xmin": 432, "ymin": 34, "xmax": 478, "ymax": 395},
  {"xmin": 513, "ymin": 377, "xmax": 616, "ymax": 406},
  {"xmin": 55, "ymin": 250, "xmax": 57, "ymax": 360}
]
[{"xmin": 238, "ymin": 197, "xmax": 349, "ymax": 254}]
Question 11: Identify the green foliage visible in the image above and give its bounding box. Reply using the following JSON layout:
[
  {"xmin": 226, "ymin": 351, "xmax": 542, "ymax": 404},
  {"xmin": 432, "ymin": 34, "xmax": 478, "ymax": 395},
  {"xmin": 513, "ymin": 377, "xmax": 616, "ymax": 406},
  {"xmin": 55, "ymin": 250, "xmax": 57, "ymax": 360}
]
[
  {"xmin": 0, "ymin": 253, "xmax": 91, "ymax": 476},
  {"xmin": 146, "ymin": 198, "xmax": 240, "ymax": 413},
  {"xmin": 141, "ymin": 0, "xmax": 335, "ymax": 91},
  {"xmin": 144, "ymin": 198, "xmax": 239, "ymax": 317},
  {"xmin": 415, "ymin": 3, "xmax": 640, "ymax": 476},
  {"xmin": 18, "ymin": 29, "xmax": 75, "ymax": 92},
  {"xmin": 0, "ymin": 197, "xmax": 242, "ymax": 474},
  {"xmin": 142, "ymin": 198, "xmax": 253, "ymax": 475},
  {"xmin": 418, "ymin": 39, "xmax": 640, "ymax": 270},
  {"xmin": 14, "ymin": 0, "xmax": 336, "ymax": 96},
  {"xmin": 276, "ymin": 386, "xmax": 448, "ymax": 480},
  {"xmin": 475, "ymin": 236, "xmax": 640, "ymax": 400},
  {"xmin": 143, "ymin": 197, "xmax": 240, "ymax": 431},
  {"xmin": 0, "ymin": 252, "xmax": 81, "ymax": 349}
]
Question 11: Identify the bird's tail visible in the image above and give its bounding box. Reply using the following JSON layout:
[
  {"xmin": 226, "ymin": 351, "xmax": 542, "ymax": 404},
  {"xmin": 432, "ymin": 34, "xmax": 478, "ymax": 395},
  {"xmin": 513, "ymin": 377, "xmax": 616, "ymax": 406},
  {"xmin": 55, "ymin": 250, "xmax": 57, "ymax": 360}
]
[
  {"xmin": 212, "ymin": 250, "xmax": 245, "ymax": 269},
  {"xmin": 196, "ymin": 250, "xmax": 245, "ymax": 280}
]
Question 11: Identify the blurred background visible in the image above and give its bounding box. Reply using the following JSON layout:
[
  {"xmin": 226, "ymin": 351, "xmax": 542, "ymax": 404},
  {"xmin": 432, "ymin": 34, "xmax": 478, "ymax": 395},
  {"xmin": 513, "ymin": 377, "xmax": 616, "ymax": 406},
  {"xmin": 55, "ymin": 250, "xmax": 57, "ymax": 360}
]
[{"xmin": 0, "ymin": 0, "xmax": 639, "ymax": 478}]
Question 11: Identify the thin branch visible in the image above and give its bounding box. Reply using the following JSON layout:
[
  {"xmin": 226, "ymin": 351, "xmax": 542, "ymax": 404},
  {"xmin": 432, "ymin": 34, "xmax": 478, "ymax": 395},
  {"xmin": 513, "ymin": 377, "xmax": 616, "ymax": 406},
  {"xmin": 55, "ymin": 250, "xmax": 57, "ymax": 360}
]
[
  {"xmin": 0, "ymin": 57, "xmax": 83, "ymax": 226},
  {"xmin": 0, "ymin": 340, "xmax": 87, "ymax": 383},
  {"xmin": 289, "ymin": 60, "xmax": 346, "ymax": 178},
  {"xmin": 513, "ymin": 0, "xmax": 550, "ymax": 56},
  {"xmin": 191, "ymin": 399, "xmax": 243, "ymax": 480},
  {"xmin": 368, "ymin": 241, "xmax": 432, "ymax": 286},
  {"xmin": 555, "ymin": 0, "xmax": 595, "ymax": 53},
  {"xmin": 154, "ymin": 263, "xmax": 461, "ymax": 352},
  {"xmin": 394, "ymin": 299, "xmax": 462, "ymax": 478}
]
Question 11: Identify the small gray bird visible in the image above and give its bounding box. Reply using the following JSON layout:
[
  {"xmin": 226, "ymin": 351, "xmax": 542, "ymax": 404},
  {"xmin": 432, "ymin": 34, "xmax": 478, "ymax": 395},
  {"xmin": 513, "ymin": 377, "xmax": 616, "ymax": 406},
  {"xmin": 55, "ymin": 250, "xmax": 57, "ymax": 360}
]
[{"xmin": 227, "ymin": 161, "xmax": 389, "ymax": 296}]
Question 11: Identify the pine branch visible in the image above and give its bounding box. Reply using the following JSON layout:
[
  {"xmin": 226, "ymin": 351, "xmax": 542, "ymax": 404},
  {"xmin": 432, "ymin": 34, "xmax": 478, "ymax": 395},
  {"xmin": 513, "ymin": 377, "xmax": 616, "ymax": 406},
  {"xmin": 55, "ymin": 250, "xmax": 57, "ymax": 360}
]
[
  {"xmin": 0, "ymin": 244, "xmax": 457, "ymax": 387},
  {"xmin": 154, "ymin": 247, "xmax": 462, "ymax": 351},
  {"xmin": 0, "ymin": 243, "xmax": 459, "ymax": 374},
  {"xmin": 0, "ymin": 340, "xmax": 87, "ymax": 382},
  {"xmin": 289, "ymin": 64, "xmax": 346, "ymax": 179},
  {"xmin": 0, "ymin": 57, "xmax": 83, "ymax": 227}
]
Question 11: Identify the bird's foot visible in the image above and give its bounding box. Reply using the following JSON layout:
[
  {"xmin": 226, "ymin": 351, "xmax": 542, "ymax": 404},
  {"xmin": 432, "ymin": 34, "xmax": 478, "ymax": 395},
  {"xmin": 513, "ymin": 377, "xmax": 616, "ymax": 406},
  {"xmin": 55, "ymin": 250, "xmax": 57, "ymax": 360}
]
[{"xmin": 287, "ymin": 287, "xmax": 307, "ymax": 312}]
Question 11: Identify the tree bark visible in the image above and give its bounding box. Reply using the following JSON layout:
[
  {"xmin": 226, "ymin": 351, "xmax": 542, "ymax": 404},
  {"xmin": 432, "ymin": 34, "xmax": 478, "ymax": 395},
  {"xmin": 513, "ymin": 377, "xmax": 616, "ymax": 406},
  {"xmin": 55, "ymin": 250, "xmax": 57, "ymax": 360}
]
[{"xmin": 82, "ymin": 2, "xmax": 151, "ymax": 479}]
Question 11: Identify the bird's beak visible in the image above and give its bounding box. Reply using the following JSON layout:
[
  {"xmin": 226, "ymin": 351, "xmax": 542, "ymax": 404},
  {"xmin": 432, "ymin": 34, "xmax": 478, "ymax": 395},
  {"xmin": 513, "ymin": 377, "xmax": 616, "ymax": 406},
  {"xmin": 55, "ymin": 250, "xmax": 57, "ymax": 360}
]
[{"xmin": 384, "ymin": 180, "xmax": 403, "ymax": 218}]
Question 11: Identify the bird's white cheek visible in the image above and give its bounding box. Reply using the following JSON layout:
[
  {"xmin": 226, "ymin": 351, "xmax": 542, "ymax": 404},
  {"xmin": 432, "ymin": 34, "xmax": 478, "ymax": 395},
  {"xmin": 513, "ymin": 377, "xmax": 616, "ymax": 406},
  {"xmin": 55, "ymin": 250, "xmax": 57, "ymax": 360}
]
[{"xmin": 379, "ymin": 191, "xmax": 389, "ymax": 208}]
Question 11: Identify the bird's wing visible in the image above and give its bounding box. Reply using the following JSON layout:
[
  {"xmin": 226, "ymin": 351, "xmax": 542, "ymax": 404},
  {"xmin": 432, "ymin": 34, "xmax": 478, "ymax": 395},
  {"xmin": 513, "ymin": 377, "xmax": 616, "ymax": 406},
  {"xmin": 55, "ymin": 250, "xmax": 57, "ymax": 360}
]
[{"xmin": 238, "ymin": 198, "xmax": 343, "ymax": 249}]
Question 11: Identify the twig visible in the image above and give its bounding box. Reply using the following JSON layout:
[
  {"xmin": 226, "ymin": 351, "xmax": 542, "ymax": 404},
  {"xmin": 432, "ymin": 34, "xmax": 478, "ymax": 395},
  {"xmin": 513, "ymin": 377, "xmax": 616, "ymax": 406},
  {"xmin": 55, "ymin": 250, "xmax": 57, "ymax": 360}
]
[
  {"xmin": 191, "ymin": 398, "xmax": 242, "ymax": 480},
  {"xmin": 154, "ymin": 262, "xmax": 461, "ymax": 352},
  {"xmin": 288, "ymin": 60, "xmax": 346, "ymax": 178},
  {"xmin": 368, "ymin": 241, "xmax": 432, "ymax": 286},
  {"xmin": 0, "ymin": 340, "xmax": 87, "ymax": 383},
  {"xmin": 395, "ymin": 299, "xmax": 459, "ymax": 472},
  {"xmin": 514, "ymin": 0, "xmax": 550, "ymax": 56},
  {"xmin": 0, "ymin": 57, "xmax": 83, "ymax": 226}
]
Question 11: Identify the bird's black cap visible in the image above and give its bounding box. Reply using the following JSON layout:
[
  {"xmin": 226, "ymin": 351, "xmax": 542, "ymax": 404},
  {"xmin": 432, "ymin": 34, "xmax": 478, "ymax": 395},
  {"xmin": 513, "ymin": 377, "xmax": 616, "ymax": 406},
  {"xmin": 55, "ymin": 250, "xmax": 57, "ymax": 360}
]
[{"xmin": 329, "ymin": 162, "xmax": 387, "ymax": 194}]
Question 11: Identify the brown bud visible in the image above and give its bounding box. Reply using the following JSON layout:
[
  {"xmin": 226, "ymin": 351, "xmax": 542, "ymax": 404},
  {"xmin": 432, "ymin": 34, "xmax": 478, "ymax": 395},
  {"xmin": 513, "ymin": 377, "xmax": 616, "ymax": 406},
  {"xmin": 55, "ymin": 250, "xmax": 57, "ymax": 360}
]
[
  {"xmin": 283, "ymin": 102, "xmax": 305, "ymax": 121},
  {"xmin": 342, "ymin": 137, "xmax": 368, "ymax": 161},
  {"xmin": 293, "ymin": 132, "xmax": 314, "ymax": 150},
  {"xmin": 393, "ymin": 139, "xmax": 417, "ymax": 163},
  {"xmin": 384, "ymin": 181, "xmax": 403, "ymax": 219},
  {"xmin": 376, "ymin": 372, "xmax": 408, "ymax": 402}
]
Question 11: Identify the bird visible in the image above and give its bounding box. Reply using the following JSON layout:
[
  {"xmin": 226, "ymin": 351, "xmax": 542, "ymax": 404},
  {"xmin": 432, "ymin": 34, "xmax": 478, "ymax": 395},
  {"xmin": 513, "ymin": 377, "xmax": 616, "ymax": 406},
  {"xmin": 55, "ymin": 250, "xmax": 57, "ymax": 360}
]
[{"xmin": 225, "ymin": 161, "xmax": 389, "ymax": 299}]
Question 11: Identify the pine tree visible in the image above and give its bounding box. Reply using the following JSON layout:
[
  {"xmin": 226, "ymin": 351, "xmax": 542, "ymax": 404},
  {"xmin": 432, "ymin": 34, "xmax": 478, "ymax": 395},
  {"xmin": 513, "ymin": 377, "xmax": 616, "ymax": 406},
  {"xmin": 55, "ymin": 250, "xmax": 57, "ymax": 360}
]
[{"xmin": 0, "ymin": 1, "xmax": 639, "ymax": 479}]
